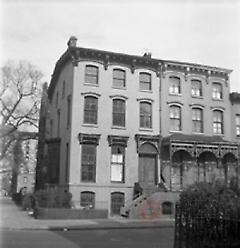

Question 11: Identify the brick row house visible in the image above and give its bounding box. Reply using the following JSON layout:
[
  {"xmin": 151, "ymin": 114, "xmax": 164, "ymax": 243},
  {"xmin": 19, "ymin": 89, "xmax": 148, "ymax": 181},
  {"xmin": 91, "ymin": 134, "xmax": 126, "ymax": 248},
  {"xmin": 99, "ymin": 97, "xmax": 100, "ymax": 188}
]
[{"xmin": 36, "ymin": 37, "xmax": 240, "ymax": 218}]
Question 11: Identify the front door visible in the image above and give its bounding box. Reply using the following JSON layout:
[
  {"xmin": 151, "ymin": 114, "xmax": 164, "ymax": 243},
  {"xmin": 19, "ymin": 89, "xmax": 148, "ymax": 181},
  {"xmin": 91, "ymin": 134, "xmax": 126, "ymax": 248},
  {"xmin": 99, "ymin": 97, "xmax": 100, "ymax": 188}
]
[{"xmin": 139, "ymin": 155, "xmax": 157, "ymax": 189}]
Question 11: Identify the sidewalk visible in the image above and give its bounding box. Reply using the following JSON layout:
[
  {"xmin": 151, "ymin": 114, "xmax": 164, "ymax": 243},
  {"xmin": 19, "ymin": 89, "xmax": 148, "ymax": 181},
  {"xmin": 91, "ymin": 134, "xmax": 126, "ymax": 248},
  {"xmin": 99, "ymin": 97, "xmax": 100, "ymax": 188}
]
[{"xmin": 0, "ymin": 197, "xmax": 175, "ymax": 231}]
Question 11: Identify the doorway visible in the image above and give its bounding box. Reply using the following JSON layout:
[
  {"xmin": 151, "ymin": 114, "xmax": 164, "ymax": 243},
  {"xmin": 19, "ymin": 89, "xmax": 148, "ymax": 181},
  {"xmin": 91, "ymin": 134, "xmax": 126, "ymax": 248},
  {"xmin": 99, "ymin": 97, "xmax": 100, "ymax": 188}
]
[{"xmin": 138, "ymin": 143, "xmax": 158, "ymax": 189}]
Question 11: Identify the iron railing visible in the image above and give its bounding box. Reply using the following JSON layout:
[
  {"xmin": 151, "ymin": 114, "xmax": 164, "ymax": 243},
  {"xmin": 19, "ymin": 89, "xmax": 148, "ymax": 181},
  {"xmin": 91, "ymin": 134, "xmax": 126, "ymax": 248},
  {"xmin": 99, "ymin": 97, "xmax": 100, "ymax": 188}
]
[{"xmin": 174, "ymin": 202, "xmax": 240, "ymax": 248}]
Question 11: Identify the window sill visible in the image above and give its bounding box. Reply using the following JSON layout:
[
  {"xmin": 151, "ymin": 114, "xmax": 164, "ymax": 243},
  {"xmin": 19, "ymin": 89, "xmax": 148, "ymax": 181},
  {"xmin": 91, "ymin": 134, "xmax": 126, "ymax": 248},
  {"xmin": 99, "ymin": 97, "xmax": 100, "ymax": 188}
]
[
  {"xmin": 213, "ymin": 133, "xmax": 224, "ymax": 137},
  {"xmin": 212, "ymin": 98, "xmax": 223, "ymax": 102},
  {"xmin": 81, "ymin": 181, "xmax": 96, "ymax": 183},
  {"xmin": 139, "ymin": 128, "xmax": 153, "ymax": 132},
  {"xmin": 192, "ymin": 132, "xmax": 204, "ymax": 135},
  {"xmin": 112, "ymin": 87, "xmax": 126, "ymax": 90},
  {"xmin": 169, "ymin": 130, "xmax": 182, "ymax": 133},
  {"xmin": 111, "ymin": 181, "xmax": 125, "ymax": 184},
  {"xmin": 111, "ymin": 126, "xmax": 126, "ymax": 130},
  {"xmin": 82, "ymin": 123, "xmax": 98, "ymax": 128},
  {"xmin": 169, "ymin": 93, "xmax": 182, "ymax": 97},
  {"xmin": 139, "ymin": 89, "xmax": 153, "ymax": 93},
  {"xmin": 84, "ymin": 83, "xmax": 99, "ymax": 87},
  {"xmin": 191, "ymin": 95, "xmax": 203, "ymax": 99}
]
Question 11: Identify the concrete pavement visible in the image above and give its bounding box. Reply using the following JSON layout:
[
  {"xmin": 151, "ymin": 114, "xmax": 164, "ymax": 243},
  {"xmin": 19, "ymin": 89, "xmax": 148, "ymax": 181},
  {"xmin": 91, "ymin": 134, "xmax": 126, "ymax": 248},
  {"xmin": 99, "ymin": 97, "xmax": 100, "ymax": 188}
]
[{"xmin": 0, "ymin": 197, "xmax": 175, "ymax": 231}]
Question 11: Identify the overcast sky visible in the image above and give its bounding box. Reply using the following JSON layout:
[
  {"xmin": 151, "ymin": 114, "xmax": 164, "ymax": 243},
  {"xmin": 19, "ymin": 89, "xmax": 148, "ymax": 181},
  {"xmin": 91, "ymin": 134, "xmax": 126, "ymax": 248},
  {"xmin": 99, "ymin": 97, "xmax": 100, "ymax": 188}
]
[{"xmin": 1, "ymin": 0, "xmax": 240, "ymax": 92}]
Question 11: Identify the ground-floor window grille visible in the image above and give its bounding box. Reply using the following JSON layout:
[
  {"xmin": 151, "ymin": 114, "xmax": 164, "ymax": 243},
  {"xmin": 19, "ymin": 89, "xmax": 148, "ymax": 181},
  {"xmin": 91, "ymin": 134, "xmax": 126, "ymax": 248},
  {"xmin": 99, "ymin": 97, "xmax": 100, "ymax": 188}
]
[{"xmin": 80, "ymin": 191, "xmax": 95, "ymax": 209}]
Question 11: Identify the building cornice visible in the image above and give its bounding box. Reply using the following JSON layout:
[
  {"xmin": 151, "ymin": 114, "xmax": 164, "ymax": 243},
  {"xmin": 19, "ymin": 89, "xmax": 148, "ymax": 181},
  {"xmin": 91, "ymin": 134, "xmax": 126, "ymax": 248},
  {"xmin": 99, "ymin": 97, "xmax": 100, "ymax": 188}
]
[{"xmin": 48, "ymin": 45, "xmax": 233, "ymax": 99}]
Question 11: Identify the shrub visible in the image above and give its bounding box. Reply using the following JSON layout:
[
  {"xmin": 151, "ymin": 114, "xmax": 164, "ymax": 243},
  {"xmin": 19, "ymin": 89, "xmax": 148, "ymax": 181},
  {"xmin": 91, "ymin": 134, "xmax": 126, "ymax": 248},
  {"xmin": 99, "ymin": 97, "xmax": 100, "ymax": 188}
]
[
  {"xmin": 22, "ymin": 194, "xmax": 32, "ymax": 210},
  {"xmin": 179, "ymin": 178, "xmax": 240, "ymax": 217},
  {"xmin": 34, "ymin": 188, "xmax": 72, "ymax": 208},
  {"xmin": 22, "ymin": 193, "xmax": 37, "ymax": 211},
  {"xmin": 175, "ymin": 179, "xmax": 240, "ymax": 247},
  {"xmin": 12, "ymin": 192, "xmax": 22, "ymax": 206}
]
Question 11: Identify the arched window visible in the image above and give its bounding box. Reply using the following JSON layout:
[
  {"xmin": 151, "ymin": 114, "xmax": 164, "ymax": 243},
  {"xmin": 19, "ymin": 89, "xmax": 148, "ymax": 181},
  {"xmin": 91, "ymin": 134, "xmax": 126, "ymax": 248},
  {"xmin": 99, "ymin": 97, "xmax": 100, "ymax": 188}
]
[
  {"xmin": 213, "ymin": 110, "xmax": 224, "ymax": 134},
  {"xmin": 55, "ymin": 92, "xmax": 59, "ymax": 107},
  {"xmin": 191, "ymin": 79, "xmax": 202, "ymax": 97},
  {"xmin": 112, "ymin": 99, "xmax": 125, "ymax": 127},
  {"xmin": 140, "ymin": 102, "xmax": 152, "ymax": 128},
  {"xmin": 212, "ymin": 83, "xmax": 223, "ymax": 100},
  {"xmin": 66, "ymin": 95, "xmax": 71, "ymax": 129},
  {"xmin": 62, "ymin": 80, "xmax": 66, "ymax": 99},
  {"xmin": 111, "ymin": 192, "xmax": 125, "ymax": 215},
  {"xmin": 113, "ymin": 69, "xmax": 125, "ymax": 88},
  {"xmin": 57, "ymin": 109, "xmax": 60, "ymax": 137},
  {"xmin": 169, "ymin": 76, "xmax": 181, "ymax": 94},
  {"xmin": 139, "ymin": 72, "xmax": 151, "ymax": 91},
  {"xmin": 84, "ymin": 96, "xmax": 98, "ymax": 124},
  {"xmin": 85, "ymin": 65, "xmax": 99, "ymax": 85},
  {"xmin": 80, "ymin": 191, "xmax": 95, "ymax": 208},
  {"xmin": 169, "ymin": 105, "xmax": 181, "ymax": 131},
  {"xmin": 192, "ymin": 108, "xmax": 203, "ymax": 133}
]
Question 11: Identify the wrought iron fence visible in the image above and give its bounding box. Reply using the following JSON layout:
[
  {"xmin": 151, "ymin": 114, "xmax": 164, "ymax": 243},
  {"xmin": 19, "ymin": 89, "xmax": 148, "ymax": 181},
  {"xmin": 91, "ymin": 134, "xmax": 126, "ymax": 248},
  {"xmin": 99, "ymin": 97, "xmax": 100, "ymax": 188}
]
[{"xmin": 174, "ymin": 202, "xmax": 240, "ymax": 248}]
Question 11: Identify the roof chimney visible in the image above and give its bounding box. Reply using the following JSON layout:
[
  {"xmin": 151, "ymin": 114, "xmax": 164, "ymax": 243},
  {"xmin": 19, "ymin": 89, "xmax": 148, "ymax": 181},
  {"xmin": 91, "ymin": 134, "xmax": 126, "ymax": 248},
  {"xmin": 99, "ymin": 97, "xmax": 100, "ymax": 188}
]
[
  {"xmin": 143, "ymin": 52, "xmax": 152, "ymax": 59},
  {"xmin": 67, "ymin": 36, "xmax": 77, "ymax": 48}
]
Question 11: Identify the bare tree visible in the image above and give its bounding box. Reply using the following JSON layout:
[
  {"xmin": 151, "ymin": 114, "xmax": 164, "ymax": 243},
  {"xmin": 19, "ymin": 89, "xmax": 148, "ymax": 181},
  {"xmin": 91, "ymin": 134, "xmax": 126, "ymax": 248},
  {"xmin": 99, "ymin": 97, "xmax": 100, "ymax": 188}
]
[{"xmin": 0, "ymin": 61, "xmax": 43, "ymax": 162}]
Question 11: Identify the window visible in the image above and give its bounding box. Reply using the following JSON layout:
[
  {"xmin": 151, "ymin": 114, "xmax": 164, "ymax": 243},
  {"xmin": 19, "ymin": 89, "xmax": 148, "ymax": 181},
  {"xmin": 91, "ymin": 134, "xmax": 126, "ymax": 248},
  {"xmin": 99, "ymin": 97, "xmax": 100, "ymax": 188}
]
[
  {"xmin": 56, "ymin": 92, "xmax": 59, "ymax": 107},
  {"xmin": 84, "ymin": 96, "xmax": 98, "ymax": 124},
  {"xmin": 57, "ymin": 110, "xmax": 60, "ymax": 137},
  {"xmin": 212, "ymin": 83, "xmax": 223, "ymax": 100},
  {"xmin": 111, "ymin": 192, "xmax": 125, "ymax": 215},
  {"xmin": 50, "ymin": 119, "xmax": 53, "ymax": 138},
  {"xmin": 192, "ymin": 108, "xmax": 203, "ymax": 133},
  {"xmin": 162, "ymin": 202, "xmax": 173, "ymax": 215},
  {"xmin": 85, "ymin": 65, "xmax": 98, "ymax": 85},
  {"xmin": 81, "ymin": 191, "xmax": 95, "ymax": 208},
  {"xmin": 169, "ymin": 76, "xmax": 181, "ymax": 94},
  {"xmin": 139, "ymin": 72, "xmax": 151, "ymax": 91},
  {"xmin": 67, "ymin": 96, "xmax": 71, "ymax": 128},
  {"xmin": 213, "ymin": 110, "xmax": 223, "ymax": 134},
  {"xmin": 65, "ymin": 143, "xmax": 69, "ymax": 183},
  {"xmin": 140, "ymin": 102, "xmax": 152, "ymax": 129},
  {"xmin": 170, "ymin": 106, "xmax": 181, "ymax": 131},
  {"xmin": 62, "ymin": 80, "xmax": 65, "ymax": 99},
  {"xmin": 191, "ymin": 80, "xmax": 202, "ymax": 97},
  {"xmin": 81, "ymin": 144, "xmax": 96, "ymax": 182},
  {"xmin": 236, "ymin": 115, "xmax": 240, "ymax": 137},
  {"xmin": 113, "ymin": 69, "xmax": 125, "ymax": 88},
  {"xmin": 112, "ymin": 99, "xmax": 125, "ymax": 127},
  {"xmin": 111, "ymin": 145, "xmax": 125, "ymax": 182}
]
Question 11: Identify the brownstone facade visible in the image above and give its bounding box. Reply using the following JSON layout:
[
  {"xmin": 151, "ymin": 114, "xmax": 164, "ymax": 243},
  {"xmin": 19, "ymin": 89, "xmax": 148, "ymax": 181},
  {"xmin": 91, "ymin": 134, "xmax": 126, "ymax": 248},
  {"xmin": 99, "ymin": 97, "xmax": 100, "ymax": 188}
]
[{"xmin": 36, "ymin": 37, "xmax": 240, "ymax": 217}]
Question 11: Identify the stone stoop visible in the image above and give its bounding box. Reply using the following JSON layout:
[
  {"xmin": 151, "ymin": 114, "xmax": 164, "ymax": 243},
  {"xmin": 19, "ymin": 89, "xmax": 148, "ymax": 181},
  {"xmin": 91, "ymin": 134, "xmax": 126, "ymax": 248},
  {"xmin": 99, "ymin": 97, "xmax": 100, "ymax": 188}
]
[
  {"xmin": 120, "ymin": 194, "xmax": 147, "ymax": 217},
  {"xmin": 121, "ymin": 190, "xmax": 180, "ymax": 219}
]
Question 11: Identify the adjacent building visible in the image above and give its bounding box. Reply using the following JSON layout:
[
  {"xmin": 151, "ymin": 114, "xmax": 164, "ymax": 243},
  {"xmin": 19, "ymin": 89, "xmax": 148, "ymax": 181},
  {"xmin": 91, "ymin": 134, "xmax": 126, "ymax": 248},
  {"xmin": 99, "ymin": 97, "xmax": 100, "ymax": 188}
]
[{"xmin": 37, "ymin": 37, "xmax": 240, "ymax": 217}]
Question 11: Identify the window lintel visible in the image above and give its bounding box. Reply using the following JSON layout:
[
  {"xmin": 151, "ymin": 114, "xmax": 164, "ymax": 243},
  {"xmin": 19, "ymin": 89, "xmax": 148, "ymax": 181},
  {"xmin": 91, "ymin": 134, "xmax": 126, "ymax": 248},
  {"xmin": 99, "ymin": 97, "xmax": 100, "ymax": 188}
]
[
  {"xmin": 108, "ymin": 135, "xmax": 129, "ymax": 147},
  {"xmin": 109, "ymin": 95, "xmax": 128, "ymax": 100},
  {"xmin": 211, "ymin": 107, "xmax": 225, "ymax": 111},
  {"xmin": 78, "ymin": 133, "xmax": 101, "ymax": 145},
  {"xmin": 81, "ymin": 92, "xmax": 101, "ymax": 98},
  {"xmin": 167, "ymin": 101, "xmax": 183, "ymax": 107},
  {"xmin": 189, "ymin": 104, "xmax": 205, "ymax": 109},
  {"xmin": 137, "ymin": 98, "xmax": 154, "ymax": 103}
]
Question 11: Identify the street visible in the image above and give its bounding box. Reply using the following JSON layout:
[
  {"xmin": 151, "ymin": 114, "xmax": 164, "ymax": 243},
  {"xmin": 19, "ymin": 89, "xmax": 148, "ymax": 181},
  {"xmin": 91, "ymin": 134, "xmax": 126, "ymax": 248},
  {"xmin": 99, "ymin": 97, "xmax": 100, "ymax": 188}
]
[{"xmin": 1, "ymin": 228, "xmax": 174, "ymax": 248}]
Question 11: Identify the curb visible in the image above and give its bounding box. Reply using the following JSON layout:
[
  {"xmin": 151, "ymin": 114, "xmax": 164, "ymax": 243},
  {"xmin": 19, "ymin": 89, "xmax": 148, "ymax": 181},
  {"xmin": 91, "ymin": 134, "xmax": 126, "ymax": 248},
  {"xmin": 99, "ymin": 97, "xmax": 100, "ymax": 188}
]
[
  {"xmin": 48, "ymin": 223, "xmax": 175, "ymax": 231},
  {"xmin": 0, "ymin": 221, "xmax": 175, "ymax": 231}
]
